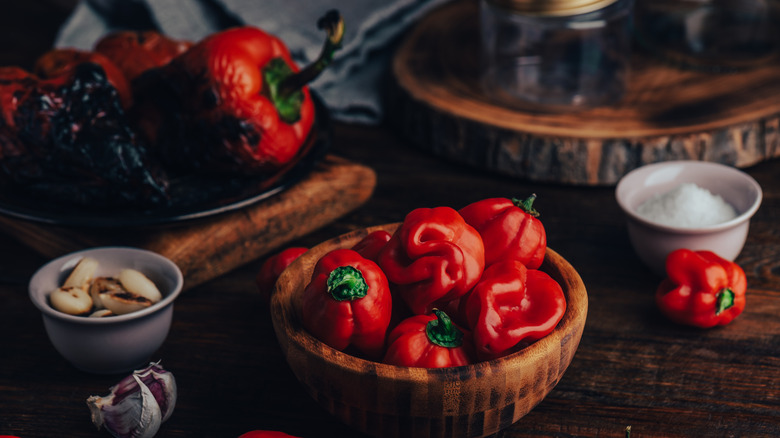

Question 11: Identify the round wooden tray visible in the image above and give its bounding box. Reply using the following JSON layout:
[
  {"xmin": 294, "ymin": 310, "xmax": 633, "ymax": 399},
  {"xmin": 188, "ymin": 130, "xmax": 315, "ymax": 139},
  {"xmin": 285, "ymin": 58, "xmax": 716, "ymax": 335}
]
[{"xmin": 388, "ymin": 0, "xmax": 780, "ymax": 185}]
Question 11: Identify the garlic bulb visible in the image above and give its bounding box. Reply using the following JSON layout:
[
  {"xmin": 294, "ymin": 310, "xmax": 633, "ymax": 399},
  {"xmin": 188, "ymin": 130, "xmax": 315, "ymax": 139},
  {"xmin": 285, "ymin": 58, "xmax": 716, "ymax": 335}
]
[{"xmin": 87, "ymin": 362, "xmax": 177, "ymax": 438}]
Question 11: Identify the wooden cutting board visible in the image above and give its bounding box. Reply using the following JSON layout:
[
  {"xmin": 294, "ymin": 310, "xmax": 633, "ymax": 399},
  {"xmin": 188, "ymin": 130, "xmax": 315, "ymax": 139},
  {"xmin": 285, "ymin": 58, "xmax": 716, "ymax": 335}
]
[
  {"xmin": 388, "ymin": 0, "xmax": 780, "ymax": 185},
  {"xmin": 0, "ymin": 155, "xmax": 376, "ymax": 290}
]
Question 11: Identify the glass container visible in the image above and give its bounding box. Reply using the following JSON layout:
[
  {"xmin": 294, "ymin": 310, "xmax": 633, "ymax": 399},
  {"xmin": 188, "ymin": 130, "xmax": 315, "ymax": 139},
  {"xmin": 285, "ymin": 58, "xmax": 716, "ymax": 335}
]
[
  {"xmin": 634, "ymin": 0, "xmax": 780, "ymax": 71},
  {"xmin": 480, "ymin": 0, "xmax": 634, "ymax": 111}
]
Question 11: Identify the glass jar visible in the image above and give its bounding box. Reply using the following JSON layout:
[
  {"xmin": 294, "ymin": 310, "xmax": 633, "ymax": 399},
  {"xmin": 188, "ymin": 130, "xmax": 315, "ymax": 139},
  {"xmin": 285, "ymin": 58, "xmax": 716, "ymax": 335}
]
[
  {"xmin": 480, "ymin": 0, "xmax": 634, "ymax": 111},
  {"xmin": 634, "ymin": 0, "xmax": 780, "ymax": 71}
]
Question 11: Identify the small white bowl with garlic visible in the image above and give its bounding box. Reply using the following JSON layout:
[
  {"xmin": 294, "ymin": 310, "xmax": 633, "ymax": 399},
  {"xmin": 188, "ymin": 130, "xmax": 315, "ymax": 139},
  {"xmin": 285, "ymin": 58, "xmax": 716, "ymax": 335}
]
[{"xmin": 29, "ymin": 247, "xmax": 183, "ymax": 374}]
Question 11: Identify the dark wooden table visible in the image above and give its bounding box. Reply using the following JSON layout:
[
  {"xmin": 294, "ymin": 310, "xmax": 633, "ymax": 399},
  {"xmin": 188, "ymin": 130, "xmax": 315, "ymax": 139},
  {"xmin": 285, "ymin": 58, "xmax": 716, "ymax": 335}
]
[{"xmin": 2, "ymin": 2, "xmax": 779, "ymax": 437}]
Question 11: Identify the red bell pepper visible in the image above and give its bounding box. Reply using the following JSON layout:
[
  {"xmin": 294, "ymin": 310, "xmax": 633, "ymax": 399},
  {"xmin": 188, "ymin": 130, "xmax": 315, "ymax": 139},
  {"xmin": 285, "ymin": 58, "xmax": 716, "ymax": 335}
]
[
  {"xmin": 351, "ymin": 229, "xmax": 392, "ymax": 262},
  {"xmin": 94, "ymin": 30, "xmax": 192, "ymax": 82},
  {"xmin": 383, "ymin": 309, "xmax": 475, "ymax": 368},
  {"xmin": 33, "ymin": 48, "xmax": 133, "ymax": 108},
  {"xmin": 301, "ymin": 248, "xmax": 392, "ymax": 359},
  {"xmin": 377, "ymin": 206, "xmax": 485, "ymax": 315},
  {"xmin": 656, "ymin": 249, "xmax": 747, "ymax": 328},
  {"xmin": 461, "ymin": 260, "xmax": 566, "ymax": 360},
  {"xmin": 255, "ymin": 247, "xmax": 308, "ymax": 304},
  {"xmin": 133, "ymin": 11, "xmax": 344, "ymax": 175},
  {"xmin": 459, "ymin": 194, "xmax": 547, "ymax": 269}
]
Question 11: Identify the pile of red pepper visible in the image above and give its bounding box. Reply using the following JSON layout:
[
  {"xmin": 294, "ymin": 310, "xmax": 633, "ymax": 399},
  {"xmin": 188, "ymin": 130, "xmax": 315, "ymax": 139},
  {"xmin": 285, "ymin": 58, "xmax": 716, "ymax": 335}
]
[
  {"xmin": 293, "ymin": 195, "xmax": 567, "ymax": 367},
  {"xmin": 0, "ymin": 11, "xmax": 343, "ymax": 207}
]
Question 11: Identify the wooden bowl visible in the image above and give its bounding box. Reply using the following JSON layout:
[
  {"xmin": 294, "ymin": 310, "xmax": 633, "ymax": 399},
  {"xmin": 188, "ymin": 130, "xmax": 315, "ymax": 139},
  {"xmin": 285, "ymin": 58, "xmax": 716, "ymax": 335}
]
[{"xmin": 271, "ymin": 224, "xmax": 588, "ymax": 438}]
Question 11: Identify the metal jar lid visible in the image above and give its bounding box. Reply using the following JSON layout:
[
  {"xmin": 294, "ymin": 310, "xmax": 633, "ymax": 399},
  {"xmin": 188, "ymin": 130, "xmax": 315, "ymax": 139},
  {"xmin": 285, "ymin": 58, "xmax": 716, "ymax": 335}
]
[{"xmin": 485, "ymin": 0, "xmax": 621, "ymax": 16}]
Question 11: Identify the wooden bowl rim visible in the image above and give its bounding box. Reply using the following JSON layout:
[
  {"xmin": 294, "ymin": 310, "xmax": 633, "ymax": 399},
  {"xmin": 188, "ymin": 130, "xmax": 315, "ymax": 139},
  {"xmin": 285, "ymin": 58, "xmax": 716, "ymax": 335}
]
[{"xmin": 271, "ymin": 223, "xmax": 588, "ymax": 376}]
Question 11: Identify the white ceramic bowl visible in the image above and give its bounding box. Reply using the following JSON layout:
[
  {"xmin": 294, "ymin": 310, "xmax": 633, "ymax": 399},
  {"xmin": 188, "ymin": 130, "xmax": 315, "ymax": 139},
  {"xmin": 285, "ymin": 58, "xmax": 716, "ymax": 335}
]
[
  {"xmin": 615, "ymin": 161, "xmax": 762, "ymax": 276},
  {"xmin": 29, "ymin": 247, "xmax": 184, "ymax": 374}
]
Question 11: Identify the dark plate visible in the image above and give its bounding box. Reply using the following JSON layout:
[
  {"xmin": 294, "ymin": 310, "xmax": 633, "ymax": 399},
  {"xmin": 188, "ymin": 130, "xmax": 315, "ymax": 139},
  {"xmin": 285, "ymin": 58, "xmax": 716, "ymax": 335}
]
[{"xmin": 0, "ymin": 94, "xmax": 331, "ymax": 228}]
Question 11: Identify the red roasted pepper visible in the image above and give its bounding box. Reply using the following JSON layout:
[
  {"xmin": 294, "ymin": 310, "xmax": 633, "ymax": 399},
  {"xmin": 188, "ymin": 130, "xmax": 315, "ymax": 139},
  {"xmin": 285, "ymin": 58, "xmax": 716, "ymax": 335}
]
[
  {"xmin": 94, "ymin": 30, "xmax": 192, "ymax": 82},
  {"xmin": 33, "ymin": 48, "xmax": 133, "ymax": 108},
  {"xmin": 377, "ymin": 207, "xmax": 485, "ymax": 315},
  {"xmin": 656, "ymin": 249, "xmax": 747, "ymax": 328},
  {"xmin": 133, "ymin": 11, "xmax": 344, "ymax": 175},
  {"xmin": 459, "ymin": 194, "xmax": 547, "ymax": 269},
  {"xmin": 351, "ymin": 229, "xmax": 392, "ymax": 262},
  {"xmin": 383, "ymin": 309, "xmax": 475, "ymax": 368},
  {"xmin": 461, "ymin": 260, "xmax": 566, "ymax": 360},
  {"xmin": 255, "ymin": 247, "xmax": 308, "ymax": 304},
  {"xmin": 301, "ymin": 248, "xmax": 392, "ymax": 359}
]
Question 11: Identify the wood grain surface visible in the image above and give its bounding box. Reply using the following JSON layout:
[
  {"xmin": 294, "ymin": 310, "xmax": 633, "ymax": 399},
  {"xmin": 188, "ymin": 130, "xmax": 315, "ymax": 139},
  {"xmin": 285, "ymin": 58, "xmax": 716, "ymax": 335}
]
[
  {"xmin": 389, "ymin": 0, "xmax": 780, "ymax": 185},
  {"xmin": 0, "ymin": 155, "xmax": 376, "ymax": 290},
  {"xmin": 1, "ymin": 2, "xmax": 779, "ymax": 438}
]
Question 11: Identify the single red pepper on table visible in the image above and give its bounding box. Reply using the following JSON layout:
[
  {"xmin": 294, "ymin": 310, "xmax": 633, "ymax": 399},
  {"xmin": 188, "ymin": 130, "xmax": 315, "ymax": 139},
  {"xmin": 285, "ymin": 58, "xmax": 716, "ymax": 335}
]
[
  {"xmin": 301, "ymin": 248, "xmax": 392, "ymax": 360},
  {"xmin": 255, "ymin": 246, "xmax": 308, "ymax": 304},
  {"xmin": 383, "ymin": 309, "xmax": 475, "ymax": 368},
  {"xmin": 656, "ymin": 249, "xmax": 747, "ymax": 328},
  {"xmin": 133, "ymin": 10, "xmax": 344, "ymax": 175},
  {"xmin": 460, "ymin": 260, "xmax": 566, "ymax": 360},
  {"xmin": 459, "ymin": 194, "xmax": 547, "ymax": 269},
  {"xmin": 377, "ymin": 206, "xmax": 485, "ymax": 315}
]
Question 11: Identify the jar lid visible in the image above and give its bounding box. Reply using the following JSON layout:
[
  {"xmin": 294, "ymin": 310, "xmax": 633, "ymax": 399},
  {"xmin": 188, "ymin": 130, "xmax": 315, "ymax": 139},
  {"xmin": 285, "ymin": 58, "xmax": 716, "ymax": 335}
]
[{"xmin": 486, "ymin": 0, "xmax": 620, "ymax": 16}]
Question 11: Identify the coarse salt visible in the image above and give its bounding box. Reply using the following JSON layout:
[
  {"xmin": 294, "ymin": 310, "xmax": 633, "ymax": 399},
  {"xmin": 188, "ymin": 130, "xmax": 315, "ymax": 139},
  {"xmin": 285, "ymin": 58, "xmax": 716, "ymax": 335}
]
[{"xmin": 636, "ymin": 183, "xmax": 737, "ymax": 228}]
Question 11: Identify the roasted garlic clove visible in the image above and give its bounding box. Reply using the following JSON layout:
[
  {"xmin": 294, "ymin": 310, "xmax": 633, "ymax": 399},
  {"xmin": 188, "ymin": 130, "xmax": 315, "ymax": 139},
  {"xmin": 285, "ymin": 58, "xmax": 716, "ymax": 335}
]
[
  {"xmin": 63, "ymin": 257, "xmax": 99, "ymax": 289},
  {"xmin": 119, "ymin": 269, "xmax": 162, "ymax": 303},
  {"xmin": 87, "ymin": 362, "xmax": 177, "ymax": 438},
  {"xmin": 100, "ymin": 290, "xmax": 154, "ymax": 315},
  {"xmin": 89, "ymin": 277, "xmax": 125, "ymax": 310},
  {"xmin": 89, "ymin": 309, "xmax": 115, "ymax": 318},
  {"xmin": 49, "ymin": 286, "xmax": 93, "ymax": 315}
]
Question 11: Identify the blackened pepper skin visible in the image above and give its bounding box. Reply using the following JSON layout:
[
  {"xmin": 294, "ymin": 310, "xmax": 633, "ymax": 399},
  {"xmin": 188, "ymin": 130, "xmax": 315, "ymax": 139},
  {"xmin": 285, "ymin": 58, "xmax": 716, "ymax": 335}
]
[{"xmin": 0, "ymin": 63, "xmax": 170, "ymax": 207}]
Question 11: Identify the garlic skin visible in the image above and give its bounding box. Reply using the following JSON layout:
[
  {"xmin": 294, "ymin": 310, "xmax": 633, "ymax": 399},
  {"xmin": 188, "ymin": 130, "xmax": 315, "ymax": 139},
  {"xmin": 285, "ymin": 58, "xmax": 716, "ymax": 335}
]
[{"xmin": 87, "ymin": 362, "xmax": 176, "ymax": 438}]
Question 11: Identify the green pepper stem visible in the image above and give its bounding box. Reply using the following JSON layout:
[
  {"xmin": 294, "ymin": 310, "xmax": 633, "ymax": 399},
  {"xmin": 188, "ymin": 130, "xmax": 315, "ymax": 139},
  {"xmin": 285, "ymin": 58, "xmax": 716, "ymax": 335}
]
[
  {"xmin": 715, "ymin": 288, "xmax": 735, "ymax": 315},
  {"xmin": 278, "ymin": 9, "xmax": 345, "ymax": 98},
  {"xmin": 512, "ymin": 194, "xmax": 540, "ymax": 218},
  {"xmin": 327, "ymin": 266, "xmax": 368, "ymax": 301},
  {"xmin": 426, "ymin": 309, "xmax": 464, "ymax": 348}
]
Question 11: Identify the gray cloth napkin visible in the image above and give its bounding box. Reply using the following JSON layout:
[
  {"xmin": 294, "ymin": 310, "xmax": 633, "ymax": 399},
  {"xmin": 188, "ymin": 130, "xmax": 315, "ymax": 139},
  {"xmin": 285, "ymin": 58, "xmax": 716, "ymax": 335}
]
[{"xmin": 55, "ymin": 0, "xmax": 451, "ymax": 124}]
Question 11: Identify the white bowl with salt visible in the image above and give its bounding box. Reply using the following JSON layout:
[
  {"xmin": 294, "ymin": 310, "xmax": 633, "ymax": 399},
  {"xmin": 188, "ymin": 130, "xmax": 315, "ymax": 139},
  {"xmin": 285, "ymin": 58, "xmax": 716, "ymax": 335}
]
[{"xmin": 615, "ymin": 161, "xmax": 762, "ymax": 276}]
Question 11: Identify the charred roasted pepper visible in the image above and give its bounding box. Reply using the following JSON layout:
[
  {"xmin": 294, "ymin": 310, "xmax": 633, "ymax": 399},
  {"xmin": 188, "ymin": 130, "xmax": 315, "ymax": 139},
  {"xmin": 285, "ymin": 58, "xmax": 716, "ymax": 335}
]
[
  {"xmin": 133, "ymin": 11, "xmax": 344, "ymax": 175},
  {"xmin": 461, "ymin": 260, "xmax": 566, "ymax": 360},
  {"xmin": 33, "ymin": 48, "xmax": 133, "ymax": 108},
  {"xmin": 0, "ymin": 64, "xmax": 169, "ymax": 207},
  {"xmin": 656, "ymin": 249, "xmax": 747, "ymax": 328},
  {"xmin": 383, "ymin": 309, "xmax": 475, "ymax": 368},
  {"xmin": 301, "ymin": 248, "xmax": 392, "ymax": 359},
  {"xmin": 351, "ymin": 230, "xmax": 392, "ymax": 262},
  {"xmin": 255, "ymin": 247, "xmax": 308, "ymax": 305},
  {"xmin": 459, "ymin": 195, "xmax": 547, "ymax": 269},
  {"xmin": 94, "ymin": 30, "xmax": 192, "ymax": 82},
  {"xmin": 377, "ymin": 207, "xmax": 485, "ymax": 315}
]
